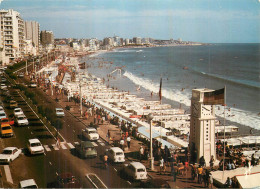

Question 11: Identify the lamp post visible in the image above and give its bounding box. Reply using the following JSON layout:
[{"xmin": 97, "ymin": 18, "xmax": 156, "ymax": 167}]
[
  {"xmin": 25, "ymin": 60, "xmax": 28, "ymax": 75},
  {"xmin": 148, "ymin": 113, "xmax": 154, "ymax": 171},
  {"xmin": 79, "ymin": 82, "xmax": 82, "ymax": 118}
]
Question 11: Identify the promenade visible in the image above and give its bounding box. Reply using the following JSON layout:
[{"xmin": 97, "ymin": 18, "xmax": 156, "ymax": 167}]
[{"xmin": 48, "ymin": 88, "xmax": 213, "ymax": 188}]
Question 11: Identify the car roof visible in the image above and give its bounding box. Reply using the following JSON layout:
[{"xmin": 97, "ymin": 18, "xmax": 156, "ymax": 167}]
[
  {"xmin": 86, "ymin": 127, "xmax": 96, "ymax": 131},
  {"xmin": 129, "ymin": 162, "xmax": 146, "ymax": 169},
  {"xmin": 14, "ymin": 108, "xmax": 21, "ymax": 110},
  {"xmin": 3, "ymin": 147, "xmax": 17, "ymax": 151},
  {"xmin": 17, "ymin": 114, "xmax": 26, "ymax": 118},
  {"xmin": 29, "ymin": 139, "xmax": 41, "ymax": 143},
  {"xmin": 110, "ymin": 147, "xmax": 124, "ymax": 153},
  {"xmin": 80, "ymin": 141, "xmax": 94, "ymax": 147},
  {"xmin": 1, "ymin": 123, "xmax": 10, "ymax": 127},
  {"xmin": 56, "ymin": 108, "xmax": 63, "ymax": 111},
  {"xmin": 20, "ymin": 179, "xmax": 37, "ymax": 188}
]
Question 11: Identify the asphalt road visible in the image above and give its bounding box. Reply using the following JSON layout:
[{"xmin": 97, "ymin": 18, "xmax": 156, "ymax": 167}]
[{"xmin": 0, "ymin": 72, "xmax": 142, "ymax": 188}]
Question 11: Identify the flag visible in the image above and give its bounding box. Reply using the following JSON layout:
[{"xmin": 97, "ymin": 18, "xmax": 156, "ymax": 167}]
[
  {"xmin": 159, "ymin": 78, "xmax": 162, "ymax": 101},
  {"xmin": 203, "ymin": 88, "xmax": 225, "ymax": 105}
]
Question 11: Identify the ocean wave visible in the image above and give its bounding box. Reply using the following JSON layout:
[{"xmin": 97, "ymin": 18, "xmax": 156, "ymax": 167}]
[
  {"xmin": 191, "ymin": 69, "xmax": 260, "ymax": 89},
  {"xmin": 123, "ymin": 70, "xmax": 260, "ymax": 129}
]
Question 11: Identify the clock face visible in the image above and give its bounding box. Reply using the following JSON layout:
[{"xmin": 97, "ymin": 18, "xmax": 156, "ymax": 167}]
[
  {"xmin": 192, "ymin": 102, "xmax": 200, "ymax": 117},
  {"xmin": 202, "ymin": 105, "xmax": 213, "ymax": 116}
]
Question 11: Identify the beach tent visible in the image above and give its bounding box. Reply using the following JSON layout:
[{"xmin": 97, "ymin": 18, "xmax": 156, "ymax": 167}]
[
  {"xmin": 137, "ymin": 126, "xmax": 161, "ymax": 140},
  {"xmin": 236, "ymin": 173, "xmax": 260, "ymax": 188}
]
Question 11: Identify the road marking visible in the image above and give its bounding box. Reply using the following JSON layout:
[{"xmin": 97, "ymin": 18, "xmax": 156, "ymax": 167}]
[
  {"xmin": 44, "ymin": 145, "xmax": 51, "ymax": 152},
  {"xmin": 100, "ymin": 142, "xmax": 105, "ymax": 146},
  {"xmin": 74, "ymin": 142, "xmax": 79, "ymax": 145},
  {"xmin": 114, "ymin": 168, "xmax": 117, "ymax": 172},
  {"xmin": 91, "ymin": 142, "xmax": 98, "ymax": 146},
  {"xmin": 67, "ymin": 143, "xmax": 75, "ymax": 149},
  {"xmin": 49, "ymin": 162, "xmax": 52, "ymax": 165},
  {"xmin": 4, "ymin": 165, "xmax": 13, "ymax": 184},
  {"xmin": 51, "ymin": 144, "xmax": 59, "ymax": 150},
  {"xmin": 60, "ymin": 143, "xmax": 67, "ymax": 149},
  {"xmin": 127, "ymin": 181, "xmax": 131, "ymax": 185}
]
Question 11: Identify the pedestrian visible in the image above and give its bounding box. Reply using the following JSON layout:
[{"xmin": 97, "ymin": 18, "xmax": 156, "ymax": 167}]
[
  {"xmin": 197, "ymin": 165, "xmax": 203, "ymax": 184},
  {"xmin": 107, "ymin": 130, "xmax": 110, "ymax": 140},
  {"xmin": 172, "ymin": 163, "xmax": 178, "ymax": 182},
  {"xmin": 119, "ymin": 139, "xmax": 125, "ymax": 151},
  {"xmin": 199, "ymin": 156, "xmax": 206, "ymax": 167},
  {"xmin": 209, "ymin": 155, "xmax": 215, "ymax": 170},
  {"xmin": 139, "ymin": 146, "xmax": 144, "ymax": 161},
  {"xmin": 126, "ymin": 136, "xmax": 131, "ymax": 149},
  {"xmin": 204, "ymin": 169, "xmax": 210, "ymax": 188},
  {"xmin": 225, "ymin": 177, "xmax": 232, "ymax": 188},
  {"xmin": 159, "ymin": 157, "xmax": 164, "ymax": 175}
]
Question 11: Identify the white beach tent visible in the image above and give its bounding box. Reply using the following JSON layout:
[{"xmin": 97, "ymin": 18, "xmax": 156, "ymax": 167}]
[{"xmin": 236, "ymin": 173, "xmax": 260, "ymax": 188}]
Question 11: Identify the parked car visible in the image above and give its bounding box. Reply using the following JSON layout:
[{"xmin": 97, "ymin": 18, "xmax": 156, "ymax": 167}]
[
  {"xmin": 0, "ymin": 111, "xmax": 6, "ymax": 119},
  {"xmin": 123, "ymin": 162, "xmax": 148, "ymax": 180},
  {"xmin": 0, "ymin": 106, "xmax": 4, "ymax": 112},
  {"xmin": 18, "ymin": 73, "xmax": 24, "ymax": 78},
  {"xmin": 55, "ymin": 108, "xmax": 65, "ymax": 117},
  {"xmin": 19, "ymin": 179, "xmax": 38, "ymax": 188},
  {"xmin": 106, "ymin": 147, "xmax": 125, "ymax": 163},
  {"xmin": 27, "ymin": 139, "xmax": 44, "ymax": 155},
  {"xmin": 0, "ymin": 84, "xmax": 7, "ymax": 90},
  {"xmin": 57, "ymin": 173, "xmax": 81, "ymax": 188},
  {"xmin": 75, "ymin": 141, "xmax": 97, "ymax": 158},
  {"xmin": 30, "ymin": 83, "xmax": 37, "ymax": 88},
  {"xmin": 82, "ymin": 127, "xmax": 99, "ymax": 141},
  {"xmin": 16, "ymin": 115, "xmax": 29, "ymax": 126},
  {"xmin": 1, "ymin": 123, "xmax": 13, "ymax": 137},
  {"xmin": 9, "ymin": 100, "xmax": 18, "ymax": 109},
  {"xmin": 0, "ymin": 147, "xmax": 22, "ymax": 164},
  {"xmin": 1, "ymin": 118, "xmax": 14, "ymax": 126},
  {"xmin": 14, "ymin": 108, "xmax": 24, "ymax": 117},
  {"xmin": 1, "ymin": 77, "xmax": 6, "ymax": 82}
]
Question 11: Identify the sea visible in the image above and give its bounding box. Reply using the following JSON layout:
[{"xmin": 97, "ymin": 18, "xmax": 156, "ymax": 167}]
[{"xmin": 81, "ymin": 44, "xmax": 260, "ymax": 132}]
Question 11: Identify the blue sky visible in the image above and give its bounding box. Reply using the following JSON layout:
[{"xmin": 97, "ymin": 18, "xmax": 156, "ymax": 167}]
[{"xmin": 0, "ymin": 0, "xmax": 259, "ymax": 43}]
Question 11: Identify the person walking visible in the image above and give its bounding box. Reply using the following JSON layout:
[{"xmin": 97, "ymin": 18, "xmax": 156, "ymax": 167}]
[
  {"xmin": 126, "ymin": 136, "xmax": 131, "ymax": 149},
  {"xmin": 209, "ymin": 155, "xmax": 215, "ymax": 170},
  {"xmin": 197, "ymin": 165, "xmax": 203, "ymax": 184},
  {"xmin": 199, "ymin": 156, "xmax": 206, "ymax": 167},
  {"xmin": 159, "ymin": 157, "xmax": 164, "ymax": 175},
  {"xmin": 209, "ymin": 172, "xmax": 213, "ymax": 188},
  {"xmin": 139, "ymin": 146, "xmax": 144, "ymax": 162},
  {"xmin": 120, "ymin": 139, "xmax": 125, "ymax": 151}
]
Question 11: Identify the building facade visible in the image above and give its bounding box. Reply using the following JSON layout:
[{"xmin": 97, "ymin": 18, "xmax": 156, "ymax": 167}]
[
  {"xmin": 24, "ymin": 21, "xmax": 40, "ymax": 53},
  {"xmin": 0, "ymin": 9, "xmax": 25, "ymax": 64},
  {"xmin": 40, "ymin": 30, "xmax": 54, "ymax": 46},
  {"xmin": 189, "ymin": 88, "xmax": 216, "ymax": 166}
]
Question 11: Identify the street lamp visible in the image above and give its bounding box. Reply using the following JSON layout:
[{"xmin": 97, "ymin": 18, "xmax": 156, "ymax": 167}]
[
  {"xmin": 79, "ymin": 82, "xmax": 82, "ymax": 118},
  {"xmin": 25, "ymin": 60, "xmax": 28, "ymax": 75},
  {"xmin": 148, "ymin": 113, "xmax": 154, "ymax": 171}
]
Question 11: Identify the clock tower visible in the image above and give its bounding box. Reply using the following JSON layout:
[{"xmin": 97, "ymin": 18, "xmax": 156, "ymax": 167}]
[{"xmin": 189, "ymin": 88, "xmax": 216, "ymax": 166}]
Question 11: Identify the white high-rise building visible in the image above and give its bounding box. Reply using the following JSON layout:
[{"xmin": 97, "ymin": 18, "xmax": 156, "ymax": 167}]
[
  {"xmin": 0, "ymin": 9, "xmax": 25, "ymax": 64},
  {"xmin": 189, "ymin": 88, "xmax": 217, "ymax": 166},
  {"xmin": 24, "ymin": 21, "xmax": 40, "ymax": 53}
]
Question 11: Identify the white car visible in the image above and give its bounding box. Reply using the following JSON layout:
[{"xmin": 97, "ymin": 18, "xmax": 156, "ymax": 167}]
[
  {"xmin": 27, "ymin": 139, "xmax": 44, "ymax": 155},
  {"xmin": 19, "ymin": 179, "xmax": 38, "ymax": 188},
  {"xmin": 16, "ymin": 114, "xmax": 29, "ymax": 126},
  {"xmin": 0, "ymin": 106, "xmax": 4, "ymax": 112},
  {"xmin": 0, "ymin": 84, "xmax": 7, "ymax": 90},
  {"xmin": 123, "ymin": 162, "xmax": 147, "ymax": 180},
  {"xmin": 82, "ymin": 127, "xmax": 99, "ymax": 141},
  {"xmin": 0, "ymin": 111, "xmax": 6, "ymax": 119},
  {"xmin": 30, "ymin": 83, "xmax": 37, "ymax": 88},
  {"xmin": 107, "ymin": 147, "xmax": 125, "ymax": 163},
  {"xmin": 55, "ymin": 108, "xmax": 65, "ymax": 117},
  {"xmin": 14, "ymin": 108, "xmax": 24, "ymax": 117},
  {"xmin": 0, "ymin": 147, "xmax": 22, "ymax": 164}
]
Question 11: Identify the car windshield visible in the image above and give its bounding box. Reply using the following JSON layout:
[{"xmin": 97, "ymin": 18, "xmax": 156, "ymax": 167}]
[
  {"xmin": 2, "ymin": 126, "xmax": 11, "ymax": 130},
  {"xmin": 10, "ymin": 102, "xmax": 16, "ymax": 104},
  {"xmin": 15, "ymin": 109, "xmax": 21, "ymax": 112},
  {"xmin": 116, "ymin": 152, "xmax": 123, "ymax": 156},
  {"xmin": 1, "ymin": 119, "xmax": 8, "ymax": 123},
  {"xmin": 89, "ymin": 131, "xmax": 97, "ymax": 134},
  {"xmin": 23, "ymin": 185, "xmax": 37, "ymax": 188},
  {"xmin": 18, "ymin": 117, "xmax": 26, "ymax": 120},
  {"xmin": 57, "ymin": 110, "xmax": 64, "ymax": 113},
  {"xmin": 137, "ymin": 168, "xmax": 145, "ymax": 172},
  {"xmin": 31, "ymin": 142, "xmax": 41, "ymax": 147},
  {"xmin": 0, "ymin": 113, "xmax": 5, "ymax": 116},
  {"xmin": 2, "ymin": 150, "xmax": 12, "ymax": 154}
]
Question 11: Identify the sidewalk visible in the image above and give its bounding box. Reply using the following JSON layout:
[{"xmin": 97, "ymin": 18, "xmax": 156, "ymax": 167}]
[{"xmin": 47, "ymin": 90, "xmax": 211, "ymax": 188}]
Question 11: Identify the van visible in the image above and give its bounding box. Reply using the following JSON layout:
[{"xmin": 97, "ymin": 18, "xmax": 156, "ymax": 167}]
[
  {"xmin": 107, "ymin": 147, "xmax": 125, "ymax": 163},
  {"xmin": 82, "ymin": 127, "xmax": 99, "ymax": 141},
  {"xmin": 123, "ymin": 162, "xmax": 147, "ymax": 180}
]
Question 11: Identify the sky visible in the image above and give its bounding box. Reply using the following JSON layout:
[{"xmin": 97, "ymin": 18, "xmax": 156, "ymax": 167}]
[{"xmin": 0, "ymin": 0, "xmax": 259, "ymax": 43}]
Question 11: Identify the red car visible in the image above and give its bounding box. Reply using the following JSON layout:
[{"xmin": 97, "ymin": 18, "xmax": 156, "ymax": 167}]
[
  {"xmin": 57, "ymin": 173, "xmax": 81, "ymax": 188},
  {"xmin": 1, "ymin": 118, "xmax": 14, "ymax": 126}
]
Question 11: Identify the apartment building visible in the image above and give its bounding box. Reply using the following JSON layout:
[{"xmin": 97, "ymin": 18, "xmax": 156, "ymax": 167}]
[
  {"xmin": 0, "ymin": 9, "xmax": 25, "ymax": 64},
  {"xmin": 24, "ymin": 21, "xmax": 40, "ymax": 53}
]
